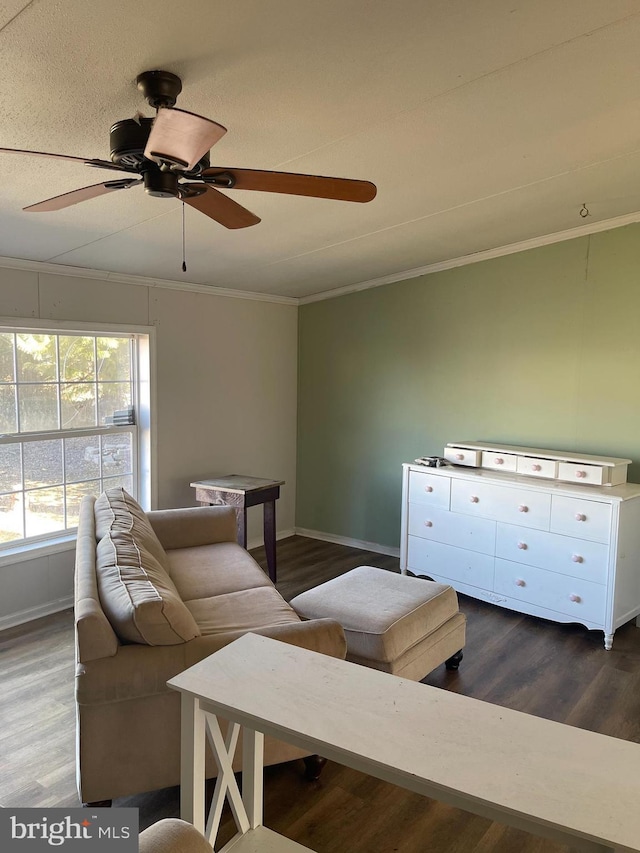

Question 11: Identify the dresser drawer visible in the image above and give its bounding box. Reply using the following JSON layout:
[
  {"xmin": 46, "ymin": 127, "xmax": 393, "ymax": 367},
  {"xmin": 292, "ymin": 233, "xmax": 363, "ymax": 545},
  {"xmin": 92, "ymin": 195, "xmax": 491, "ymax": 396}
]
[
  {"xmin": 550, "ymin": 496, "xmax": 612, "ymax": 543},
  {"xmin": 444, "ymin": 447, "xmax": 482, "ymax": 467},
  {"xmin": 495, "ymin": 524, "xmax": 608, "ymax": 585},
  {"xmin": 557, "ymin": 462, "xmax": 606, "ymax": 486},
  {"xmin": 516, "ymin": 456, "xmax": 558, "ymax": 479},
  {"xmin": 407, "ymin": 536, "xmax": 494, "ymax": 590},
  {"xmin": 408, "ymin": 503, "xmax": 496, "ymax": 554},
  {"xmin": 494, "ymin": 559, "xmax": 605, "ymax": 625},
  {"xmin": 408, "ymin": 470, "xmax": 451, "ymax": 508},
  {"xmin": 450, "ymin": 480, "xmax": 551, "ymax": 530},
  {"xmin": 482, "ymin": 451, "xmax": 518, "ymax": 473}
]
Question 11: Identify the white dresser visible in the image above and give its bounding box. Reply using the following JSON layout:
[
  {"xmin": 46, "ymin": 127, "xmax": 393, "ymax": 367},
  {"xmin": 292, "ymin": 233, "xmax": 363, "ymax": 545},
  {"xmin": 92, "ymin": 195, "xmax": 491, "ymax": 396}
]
[{"xmin": 400, "ymin": 463, "xmax": 640, "ymax": 648}]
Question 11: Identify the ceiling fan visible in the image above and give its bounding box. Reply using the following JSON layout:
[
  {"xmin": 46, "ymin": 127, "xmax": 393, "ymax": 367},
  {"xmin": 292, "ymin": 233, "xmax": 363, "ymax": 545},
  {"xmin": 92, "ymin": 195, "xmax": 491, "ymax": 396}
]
[{"xmin": 0, "ymin": 70, "xmax": 377, "ymax": 229}]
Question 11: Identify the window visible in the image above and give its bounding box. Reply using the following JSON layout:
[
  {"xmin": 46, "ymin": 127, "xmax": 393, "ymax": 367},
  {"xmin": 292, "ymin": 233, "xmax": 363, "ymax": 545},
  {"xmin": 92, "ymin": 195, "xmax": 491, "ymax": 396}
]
[{"xmin": 0, "ymin": 327, "xmax": 150, "ymax": 549}]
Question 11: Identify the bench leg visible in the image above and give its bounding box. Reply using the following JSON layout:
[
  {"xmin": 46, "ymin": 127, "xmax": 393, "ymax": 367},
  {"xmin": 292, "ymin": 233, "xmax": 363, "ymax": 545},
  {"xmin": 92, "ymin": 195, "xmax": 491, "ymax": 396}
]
[
  {"xmin": 445, "ymin": 650, "xmax": 463, "ymax": 671},
  {"xmin": 303, "ymin": 755, "xmax": 327, "ymax": 781}
]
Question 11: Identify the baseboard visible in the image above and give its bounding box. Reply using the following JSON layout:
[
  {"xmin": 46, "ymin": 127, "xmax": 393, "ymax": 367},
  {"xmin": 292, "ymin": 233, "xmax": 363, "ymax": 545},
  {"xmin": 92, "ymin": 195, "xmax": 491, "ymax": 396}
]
[
  {"xmin": 0, "ymin": 596, "xmax": 73, "ymax": 632},
  {"xmin": 247, "ymin": 528, "xmax": 296, "ymax": 551},
  {"xmin": 294, "ymin": 527, "xmax": 400, "ymax": 558}
]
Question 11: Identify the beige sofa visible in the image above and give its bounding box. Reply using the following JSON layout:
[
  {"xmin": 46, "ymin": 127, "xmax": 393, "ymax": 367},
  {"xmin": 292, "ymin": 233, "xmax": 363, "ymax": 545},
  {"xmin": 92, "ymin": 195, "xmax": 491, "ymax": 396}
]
[{"xmin": 74, "ymin": 488, "xmax": 346, "ymax": 805}]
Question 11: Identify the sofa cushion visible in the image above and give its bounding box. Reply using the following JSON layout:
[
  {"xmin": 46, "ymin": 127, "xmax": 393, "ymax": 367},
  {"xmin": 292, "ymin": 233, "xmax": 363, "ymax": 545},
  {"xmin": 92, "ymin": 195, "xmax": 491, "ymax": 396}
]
[
  {"xmin": 94, "ymin": 487, "xmax": 169, "ymax": 571},
  {"xmin": 96, "ymin": 532, "xmax": 201, "ymax": 645},
  {"xmin": 167, "ymin": 542, "xmax": 272, "ymax": 601},
  {"xmin": 185, "ymin": 587, "xmax": 300, "ymax": 635}
]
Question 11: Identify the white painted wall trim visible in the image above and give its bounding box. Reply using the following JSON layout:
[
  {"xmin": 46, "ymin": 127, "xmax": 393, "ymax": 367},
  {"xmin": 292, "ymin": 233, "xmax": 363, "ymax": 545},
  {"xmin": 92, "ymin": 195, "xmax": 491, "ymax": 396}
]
[
  {"xmin": 0, "ymin": 255, "xmax": 297, "ymax": 305},
  {"xmin": 295, "ymin": 527, "xmax": 400, "ymax": 558},
  {"xmin": 298, "ymin": 209, "xmax": 640, "ymax": 305},
  {"xmin": 0, "ymin": 596, "xmax": 73, "ymax": 631},
  {"xmin": 3, "ymin": 208, "xmax": 640, "ymax": 309},
  {"xmin": 0, "ymin": 536, "xmax": 75, "ymax": 568},
  {"xmin": 247, "ymin": 528, "xmax": 296, "ymax": 551}
]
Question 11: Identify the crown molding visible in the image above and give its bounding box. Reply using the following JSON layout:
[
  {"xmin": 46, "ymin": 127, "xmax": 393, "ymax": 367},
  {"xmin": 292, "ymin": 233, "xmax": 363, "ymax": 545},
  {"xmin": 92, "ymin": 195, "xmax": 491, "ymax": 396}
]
[
  {"xmin": 298, "ymin": 209, "xmax": 640, "ymax": 305},
  {"xmin": 3, "ymin": 207, "xmax": 640, "ymax": 309},
  {"xmin": 0, "ymin": 255, "xmax": 298, "ymax": 305}
]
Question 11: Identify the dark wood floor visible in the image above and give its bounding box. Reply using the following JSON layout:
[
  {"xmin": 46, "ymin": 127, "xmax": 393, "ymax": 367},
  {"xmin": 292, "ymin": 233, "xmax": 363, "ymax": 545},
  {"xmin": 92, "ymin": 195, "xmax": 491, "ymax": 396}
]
[{"xmin": 2, "ymin": 535, "xmax": 640, "ymax": 852}]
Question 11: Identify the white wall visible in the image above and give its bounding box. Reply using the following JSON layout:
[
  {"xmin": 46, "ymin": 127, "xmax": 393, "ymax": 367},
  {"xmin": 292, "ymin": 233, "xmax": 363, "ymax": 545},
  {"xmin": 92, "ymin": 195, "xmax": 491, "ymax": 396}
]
[{"xmin": 0, "ymin": 264, "xmax": 299, "ymax": 628}]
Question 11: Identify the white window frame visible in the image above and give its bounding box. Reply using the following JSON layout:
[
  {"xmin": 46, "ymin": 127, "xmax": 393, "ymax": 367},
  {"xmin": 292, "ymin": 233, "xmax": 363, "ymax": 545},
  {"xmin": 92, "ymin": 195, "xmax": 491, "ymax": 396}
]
[{"xmin": 0, "ymin": 317, "xmax": 155, "ymax": 563}]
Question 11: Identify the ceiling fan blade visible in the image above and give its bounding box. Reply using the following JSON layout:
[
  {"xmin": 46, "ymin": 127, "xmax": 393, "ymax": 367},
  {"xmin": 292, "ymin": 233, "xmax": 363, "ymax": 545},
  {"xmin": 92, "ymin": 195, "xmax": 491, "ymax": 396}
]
[
  {"xmin": 24, "ymin": 179, "xmax": 141, "ymax": 212},
  {"xmin": 201, "ymin": 166, "xmax": 377, "ymax": 203},
  {"xmin": 144, "ymin": 108, "xmax": 226, "ymax": 171},
  {"xmin": 181, "ymin": 185, "xmax": 260, "ymax": 229},
  {"xmin": 0, "ymin": 147, "xmax": 137, "ymax": 173}
]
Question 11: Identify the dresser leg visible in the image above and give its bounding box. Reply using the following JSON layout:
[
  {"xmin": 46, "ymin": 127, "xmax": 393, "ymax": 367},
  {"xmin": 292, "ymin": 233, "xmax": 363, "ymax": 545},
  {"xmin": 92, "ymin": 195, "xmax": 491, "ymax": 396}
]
[{"xmin": 604, "ymin": 634, "xmax": 614, "ymax": 651}]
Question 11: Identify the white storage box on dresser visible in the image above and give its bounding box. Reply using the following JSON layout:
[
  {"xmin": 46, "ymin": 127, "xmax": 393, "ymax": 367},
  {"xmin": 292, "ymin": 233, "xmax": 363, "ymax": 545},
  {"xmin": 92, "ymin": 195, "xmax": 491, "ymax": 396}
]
[{"xmin": 400, "ymin": 458, "xmax": 640, "ymax": 649}]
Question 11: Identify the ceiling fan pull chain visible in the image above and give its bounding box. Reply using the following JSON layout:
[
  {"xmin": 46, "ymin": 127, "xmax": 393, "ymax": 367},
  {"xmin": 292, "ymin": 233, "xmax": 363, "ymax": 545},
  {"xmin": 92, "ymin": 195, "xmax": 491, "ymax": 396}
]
[{"xmin": 182, "ymin": 201, "xmax": 187, "ymax": 272}]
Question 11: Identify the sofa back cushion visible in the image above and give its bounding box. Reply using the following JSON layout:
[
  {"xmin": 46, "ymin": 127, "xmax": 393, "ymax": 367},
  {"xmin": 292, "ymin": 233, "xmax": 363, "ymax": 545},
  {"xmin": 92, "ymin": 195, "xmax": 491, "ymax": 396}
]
[
  {"xmin": 94, "ymin": 487, "xmax": 169, "ymax": 571},
  {"xmin": 96, "ymin": 531, "xmax": 201, "ymax": 645}
]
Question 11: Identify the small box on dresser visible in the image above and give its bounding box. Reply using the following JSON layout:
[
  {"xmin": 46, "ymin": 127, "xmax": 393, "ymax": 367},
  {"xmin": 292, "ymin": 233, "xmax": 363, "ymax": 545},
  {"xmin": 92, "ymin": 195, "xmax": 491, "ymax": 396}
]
[{"xmin": 400, "ymin": 462, "xmax": 640, "ymax": 649}]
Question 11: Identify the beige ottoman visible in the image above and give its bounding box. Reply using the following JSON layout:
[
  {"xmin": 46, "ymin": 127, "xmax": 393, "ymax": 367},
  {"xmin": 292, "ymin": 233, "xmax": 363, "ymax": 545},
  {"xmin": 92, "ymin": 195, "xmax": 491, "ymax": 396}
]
[{"xmin": 290, "ymin": 566, "xmax": 466, "ymax": 681}]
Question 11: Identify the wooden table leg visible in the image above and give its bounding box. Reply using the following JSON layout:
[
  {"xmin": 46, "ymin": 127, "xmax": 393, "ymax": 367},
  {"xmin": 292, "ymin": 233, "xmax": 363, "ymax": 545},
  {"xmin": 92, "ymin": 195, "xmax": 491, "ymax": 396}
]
[
  {"xmin": 180, "ymin": 693, "xmax": 206, "ymax": 834},
  {"xmin": 263, "ymin": 500, "xmax": 277, "ymax": 583},
  {"xmin": 236, "ymin": 504, "xmax": 248, "ymax": 549}
]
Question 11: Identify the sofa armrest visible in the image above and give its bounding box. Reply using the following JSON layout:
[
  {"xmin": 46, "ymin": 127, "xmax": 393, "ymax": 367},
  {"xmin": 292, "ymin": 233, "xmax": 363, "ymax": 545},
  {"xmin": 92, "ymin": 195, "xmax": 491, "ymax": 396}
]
[{"xmin": 148, "ymin": 505, "xmax": 237, "ymax": 550}]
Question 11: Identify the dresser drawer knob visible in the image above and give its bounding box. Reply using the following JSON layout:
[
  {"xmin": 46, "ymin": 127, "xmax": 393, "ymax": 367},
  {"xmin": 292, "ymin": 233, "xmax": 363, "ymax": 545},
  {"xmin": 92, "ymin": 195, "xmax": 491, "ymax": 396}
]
[
  {"xmin": 455, "ymin": 453, "xmax": 464, "ymax": 461},
  {"xmin": 575, "ymin": 513, "xmax": 587, "ymax": 522},
  {"xmin": 470, "ymin": 495, "xmax": 479, "ymax": 503},
  {"xmin": 571, "ymin": 554, "xmax": 584, "ymax": 563},
  {"xmin": 424, "ymin": 520, "xmax": 433, "ymax": 528},
  {"xmin": 495, "ymin": 457, "xmax": 504, "ymax": 465},
  {"xmin": 532, "ymin": 464, "xmax": 542, "ymax": 472},
  {"xmin": 424, "ymin": 485, "xmax": 433, "ymax": 493},
  {"xmin": 517, "ymin": 541, "xmax": 527, "ymax": 550},
  {"xmin": 515, "ymin": 578, "xmax": 526, "ymax": 587},
  {"xmin": 569, "ymin": 593, "xmax": 581, "ymax": 603},
  {"xmin": 518, "ymin": 505, "xmax": 529, "ymax": 513},
  {"xmin": 576, "ymin": 470, "xmax": 587, "ymax": 478}
]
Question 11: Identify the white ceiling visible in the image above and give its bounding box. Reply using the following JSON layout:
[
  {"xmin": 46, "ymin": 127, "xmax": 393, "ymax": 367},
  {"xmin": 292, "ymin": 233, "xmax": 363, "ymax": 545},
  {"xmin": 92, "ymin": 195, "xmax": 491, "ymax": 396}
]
[{"xmin": 2, "ymin": 0, "xmax": 640, "ymax": 300}]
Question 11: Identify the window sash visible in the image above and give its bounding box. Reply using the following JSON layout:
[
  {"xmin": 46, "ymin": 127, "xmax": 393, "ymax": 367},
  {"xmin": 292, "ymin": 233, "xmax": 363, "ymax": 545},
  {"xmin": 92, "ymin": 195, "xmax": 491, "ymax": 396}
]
[{"xmin": 0, "ymin": 328, "xmax": 143, "ymax": 550}]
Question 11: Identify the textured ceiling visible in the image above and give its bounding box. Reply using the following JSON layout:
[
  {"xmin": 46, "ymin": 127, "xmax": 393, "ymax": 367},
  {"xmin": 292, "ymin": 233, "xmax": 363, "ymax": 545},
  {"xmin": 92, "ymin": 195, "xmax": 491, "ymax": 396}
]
[{"xmin": 1, "ymin": 0, "xmax": 640, "ymax": 299}]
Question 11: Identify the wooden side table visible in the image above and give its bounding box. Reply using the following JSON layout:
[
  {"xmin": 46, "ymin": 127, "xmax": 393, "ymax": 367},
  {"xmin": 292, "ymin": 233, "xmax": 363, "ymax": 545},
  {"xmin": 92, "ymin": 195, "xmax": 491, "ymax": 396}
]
[{"xmin": 190, "ymin": 475, "xmax": 284, "ymax": 583}]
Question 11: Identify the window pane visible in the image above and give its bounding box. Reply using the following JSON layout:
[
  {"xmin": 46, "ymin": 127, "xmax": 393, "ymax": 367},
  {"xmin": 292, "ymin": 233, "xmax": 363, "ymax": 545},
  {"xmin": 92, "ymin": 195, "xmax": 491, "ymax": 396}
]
[
  {"xmin": 25, "ymin": 487, "xmax": 64, "ymax": 538},
  {"xmin": 65, "ymin": 435, "xmax": 100, "ymax": 483},
  {"xmin": 0, "ymin": 385, "xmax": 17, "ymax": 433},
  {"xmin": 61, "ymin": 383, "xmax": 96, "ymax": 428},
  {"xmin": 0, "ymin": 444, "xmax": 22, "ymax": 492},
  {"xmin": 65, "ymin": 481, "xmax": 98, "ymax": 528},
  {"xmin": 0, "ymin": 492, "xmax": 23, "ymax": 542},
  {"xmin": 16, "ymin": 334, "xmax": 57, "ymax": 381},
  {"xmin": 103, "ymin": 474, "xmax": 133, "ymax": 494},
  {"xmin": 18, "ymin": 384, "xmax": 60, "ymax": 432},
  {"xmin": 101, "ymin": 432, "xmax": 133, "ymax": 477},
  {"xmin": 97, "ymin": 337, "xmax": 131, "ymax": 381},
  {"xmin": 59, "ymin": 336, "xmax": 95, "ymax": 382},
  {"xmin": 0, "ymin": 333, "xmax": 15, "ymax": 382},
  {"xmin": 23, "ymin": 440, "xmax": 63, "ymax": 489},
  {"xmin": 98, "ymin": 382, "xmax": 131, "ymax": 425}
]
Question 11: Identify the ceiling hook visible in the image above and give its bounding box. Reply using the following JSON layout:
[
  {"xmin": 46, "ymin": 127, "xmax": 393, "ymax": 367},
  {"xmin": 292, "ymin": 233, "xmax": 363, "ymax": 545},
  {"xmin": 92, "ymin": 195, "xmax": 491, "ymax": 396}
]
[{"xmin": 579, "ymin": 203, "xmax": 590, "ymax": 218}]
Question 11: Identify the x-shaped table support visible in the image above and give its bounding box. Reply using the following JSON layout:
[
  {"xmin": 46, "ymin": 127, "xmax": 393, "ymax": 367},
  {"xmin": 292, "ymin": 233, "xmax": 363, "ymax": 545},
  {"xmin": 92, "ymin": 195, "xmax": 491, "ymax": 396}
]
[{"xmin": 179, "ymin": 694, "xmax": 265, "ymax": 851}]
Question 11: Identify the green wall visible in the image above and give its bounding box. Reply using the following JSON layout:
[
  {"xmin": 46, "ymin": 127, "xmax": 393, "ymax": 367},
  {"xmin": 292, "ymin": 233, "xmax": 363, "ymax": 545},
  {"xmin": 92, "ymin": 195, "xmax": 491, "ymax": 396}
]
[{"xmin": 296, "ymin": 224, "xmax": 640, "ymax": 549}]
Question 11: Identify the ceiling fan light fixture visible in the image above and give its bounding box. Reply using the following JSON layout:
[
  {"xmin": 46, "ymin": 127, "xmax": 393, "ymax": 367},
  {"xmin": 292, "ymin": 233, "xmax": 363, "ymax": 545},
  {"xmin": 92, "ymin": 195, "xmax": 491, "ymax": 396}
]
[{"xmin": 144, "ymin": 107, "xmax": 227, "ymax": 171}]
